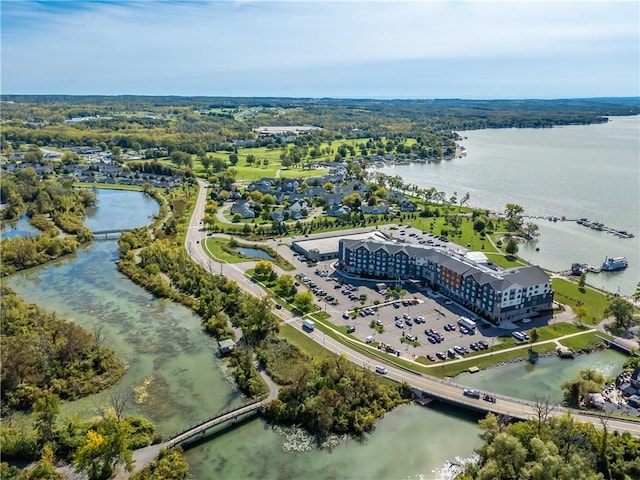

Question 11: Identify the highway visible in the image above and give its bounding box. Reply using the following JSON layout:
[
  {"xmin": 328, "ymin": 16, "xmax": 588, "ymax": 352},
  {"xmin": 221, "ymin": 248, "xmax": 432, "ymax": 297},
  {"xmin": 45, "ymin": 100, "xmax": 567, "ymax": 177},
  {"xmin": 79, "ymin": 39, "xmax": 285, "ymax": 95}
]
[{"xmin": 185, "ymin": 179, "xmax": 640, "ymax": 436}]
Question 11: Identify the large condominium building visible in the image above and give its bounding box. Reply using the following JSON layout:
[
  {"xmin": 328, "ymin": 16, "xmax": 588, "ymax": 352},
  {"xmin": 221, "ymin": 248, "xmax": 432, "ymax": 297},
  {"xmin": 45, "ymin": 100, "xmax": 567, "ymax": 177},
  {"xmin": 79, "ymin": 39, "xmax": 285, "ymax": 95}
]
[{"xmin": 338, "ymin": 239, "xmax": 553, "ymax": 322}]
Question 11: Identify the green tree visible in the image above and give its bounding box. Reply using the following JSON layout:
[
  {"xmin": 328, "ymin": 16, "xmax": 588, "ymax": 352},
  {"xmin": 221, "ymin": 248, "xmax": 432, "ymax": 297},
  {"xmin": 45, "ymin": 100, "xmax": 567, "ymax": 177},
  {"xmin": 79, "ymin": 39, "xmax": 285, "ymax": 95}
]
[
  {"xmin": 33, "ymin": 393, "xmax": 60, "ymax": 446},
  {"xmin": 604, "ymin": 297, "xmax": 635, "ymax": 330},
  {"xmin": 276, "ymin": 274, "xmax": 295, "ymax": 297},
  {"xmin": 504, "ymin": 203, "xmax": 524, "ymax": 232},
  {"xmin": 478, "ymin": 432, "xmax": 527, "ymax": 479},
  {"xmin": 578, "ymin": 273, "xmax": 586, "ymax": 292},
  {"xmin": 529, "ymin": 328, "xmax": 539, "ymax": 351},
  {"xmin": 293, "ymin": 292, "xmax": 314, "ymax": 313},
  {"xmin": 254, "ymin": 260, "xmax": 274, "ymax": 279},
  {"xmin": 342, "ymin": 192, "xmax": 362, "ymax": 209},
  {"xmin": 560, "ymin": 368, "xmax": 605, "ymax": 407},
  {"xmin": 61, "ymin": 151, "xmax": 80, "ymax": 164},
  {"xmin": 505, "ymin": 238, "xmax": 519, "ymax": 255},
  {"xmin": 229, "ymin": 153, "xmax": 239, "ymax": 166},
  {"xmin": 574, "ymin": 305, "xmax": 588, "ymax": 325},
  {"xmin": 632, "ymin": 282, "xmax": 640, "ymax": 302},
  {"xmin": 74, "ymin": 419, "xmax": 133, "ymax": 480}
]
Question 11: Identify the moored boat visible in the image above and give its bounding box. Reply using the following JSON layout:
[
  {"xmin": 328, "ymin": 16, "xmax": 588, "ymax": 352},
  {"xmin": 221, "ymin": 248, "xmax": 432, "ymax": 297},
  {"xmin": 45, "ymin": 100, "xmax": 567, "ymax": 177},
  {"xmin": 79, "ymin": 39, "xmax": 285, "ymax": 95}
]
[{"xmin": 601, "ymin": 256, "xmax": 628, "ymax": 271}]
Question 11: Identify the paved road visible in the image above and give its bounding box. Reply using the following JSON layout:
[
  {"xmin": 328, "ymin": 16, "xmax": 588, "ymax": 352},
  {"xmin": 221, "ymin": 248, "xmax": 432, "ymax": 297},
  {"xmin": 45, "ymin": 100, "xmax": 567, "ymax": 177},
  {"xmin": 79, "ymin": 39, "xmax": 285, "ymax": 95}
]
[{"xmin": 185, "ymin": 179, "xmax": 640, "ymax": 437}]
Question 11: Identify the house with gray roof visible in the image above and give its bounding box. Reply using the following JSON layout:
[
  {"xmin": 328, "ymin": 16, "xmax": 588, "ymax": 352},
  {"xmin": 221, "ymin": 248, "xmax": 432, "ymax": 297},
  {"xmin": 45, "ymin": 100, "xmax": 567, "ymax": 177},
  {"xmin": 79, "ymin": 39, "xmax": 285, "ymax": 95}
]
[
  {"xmin": 231, "ymin": 200, "xmax": 256, "ymax": 219},
  {"xmin": 327, "ymin": 205, "xmax": 351, "ymax": 217},
  {"xmin": 361, "ymin": 203, "xmax": 390, "ymax": 215}
]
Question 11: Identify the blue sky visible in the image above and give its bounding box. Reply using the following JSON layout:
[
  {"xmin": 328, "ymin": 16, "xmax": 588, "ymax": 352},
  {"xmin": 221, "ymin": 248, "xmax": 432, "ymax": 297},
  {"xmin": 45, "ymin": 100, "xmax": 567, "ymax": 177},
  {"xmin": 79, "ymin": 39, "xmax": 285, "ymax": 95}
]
[{"xmin": 2, "ymin": 0, "xmax": 639, "ymax": 98}]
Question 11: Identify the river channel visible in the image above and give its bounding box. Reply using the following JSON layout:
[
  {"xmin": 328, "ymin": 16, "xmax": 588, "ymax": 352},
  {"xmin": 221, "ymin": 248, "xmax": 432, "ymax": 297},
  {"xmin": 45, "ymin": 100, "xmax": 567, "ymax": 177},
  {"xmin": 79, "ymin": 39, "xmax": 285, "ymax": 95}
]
[{"xmin": 4, "ymin": 189, "xmax": 628, "ymax": 479}]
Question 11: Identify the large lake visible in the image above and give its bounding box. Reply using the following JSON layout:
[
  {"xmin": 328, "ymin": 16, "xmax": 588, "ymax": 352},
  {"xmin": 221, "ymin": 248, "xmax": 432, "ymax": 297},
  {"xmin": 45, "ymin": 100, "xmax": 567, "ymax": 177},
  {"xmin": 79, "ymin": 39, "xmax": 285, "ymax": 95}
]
[{"xmin": 376, "ymin": 116, "xmax": 639, "ymax": 296}]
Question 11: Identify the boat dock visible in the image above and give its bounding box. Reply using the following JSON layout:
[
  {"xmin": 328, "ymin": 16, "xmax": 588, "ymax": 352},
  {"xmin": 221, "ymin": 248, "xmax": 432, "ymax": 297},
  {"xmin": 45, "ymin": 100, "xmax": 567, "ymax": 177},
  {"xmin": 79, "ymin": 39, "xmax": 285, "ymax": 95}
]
[
  {"xmin": 522, "ymin": 216, "xmax": 635, "ymax": 239},
  {"xmin": 576, "ymin": 218, "xmax": 635, "ymax": 239}
]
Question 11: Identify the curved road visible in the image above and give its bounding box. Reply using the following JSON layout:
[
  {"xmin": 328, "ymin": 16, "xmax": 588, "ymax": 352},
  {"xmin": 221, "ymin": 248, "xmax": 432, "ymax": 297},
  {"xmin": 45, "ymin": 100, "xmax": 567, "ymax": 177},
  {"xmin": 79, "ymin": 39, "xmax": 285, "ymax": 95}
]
[{"xmin": 186, "ymin": 179, "xmax": 640, "ymax": 436}]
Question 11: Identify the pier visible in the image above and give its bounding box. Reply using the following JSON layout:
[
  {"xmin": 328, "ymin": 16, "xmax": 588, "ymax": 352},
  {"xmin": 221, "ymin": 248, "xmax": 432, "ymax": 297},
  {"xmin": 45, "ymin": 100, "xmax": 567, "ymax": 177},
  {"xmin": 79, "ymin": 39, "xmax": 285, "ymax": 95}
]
[{"xmin": 522, "ymin": 216, "xmax": 635, "ymax": 239}]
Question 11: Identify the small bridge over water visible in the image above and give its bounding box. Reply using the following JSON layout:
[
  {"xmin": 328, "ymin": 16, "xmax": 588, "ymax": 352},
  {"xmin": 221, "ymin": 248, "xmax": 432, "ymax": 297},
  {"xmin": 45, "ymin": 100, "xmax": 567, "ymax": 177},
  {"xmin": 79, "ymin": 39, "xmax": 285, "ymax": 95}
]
[
  {"xmin": 93, "ymin": 228, "xmax": 134, "ymax": 239},
  {"xmin": 596, "ymin": 335, "xmax": 637, "ymax": 355},
  {"xmin": 165, "ymin": 400, "xmax": 264, "ymax": 448}
]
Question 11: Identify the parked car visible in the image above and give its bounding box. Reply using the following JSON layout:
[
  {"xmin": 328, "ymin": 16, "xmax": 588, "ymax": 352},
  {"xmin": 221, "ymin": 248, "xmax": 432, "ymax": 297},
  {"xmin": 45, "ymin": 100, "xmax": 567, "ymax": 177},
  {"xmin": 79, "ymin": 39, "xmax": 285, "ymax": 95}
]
[
  {"xmin": 426, "ymin": 354, "xmax": 437, "ymax": 362},
  {"xmin": 346, "ymin": 325, "xmax": 356, "ymax": 334},
  {"xmin": 405, "ymin": 333, "xmax": 416, "ymax": 342},
  {"xmin": 436, "ymin": 351, "xmax": 446, "ymax": 360}
]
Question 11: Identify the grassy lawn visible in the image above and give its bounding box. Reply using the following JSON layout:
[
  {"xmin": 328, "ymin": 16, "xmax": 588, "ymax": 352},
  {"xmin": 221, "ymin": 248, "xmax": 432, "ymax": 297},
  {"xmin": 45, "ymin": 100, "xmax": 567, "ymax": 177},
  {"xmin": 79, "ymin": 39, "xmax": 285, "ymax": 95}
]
[
  {"xmin": 279, "ymin": 323, "xmax": 334, "ymax": 360},
  {"xmin": 202, "ymin": 237, "xmax": 247, "ymax": 263},
  {"xmin": 552, "ymin": 277, "xmax": 613, "ymax": 323},
  {"xmin": 202, "ymin": 237, "xmax": 294, "ymax": 270},
  {"xmin": 559, "ymin": 331, "xmax": 611, "ymax": 352}
]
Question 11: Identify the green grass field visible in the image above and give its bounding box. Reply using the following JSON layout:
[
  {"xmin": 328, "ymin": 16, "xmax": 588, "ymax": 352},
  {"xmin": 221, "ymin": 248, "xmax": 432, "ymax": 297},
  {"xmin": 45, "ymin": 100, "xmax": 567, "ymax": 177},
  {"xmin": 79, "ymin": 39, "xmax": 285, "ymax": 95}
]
[{"xmin": 552, "ymin": 277, "xmax": 613, "ymax": 323}]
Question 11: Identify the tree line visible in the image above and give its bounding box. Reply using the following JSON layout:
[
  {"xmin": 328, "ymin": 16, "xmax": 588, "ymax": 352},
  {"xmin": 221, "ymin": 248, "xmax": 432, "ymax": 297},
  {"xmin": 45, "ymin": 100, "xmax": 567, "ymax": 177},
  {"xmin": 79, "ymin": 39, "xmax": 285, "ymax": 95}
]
[{"xmin": 461, "ymin": 409, "xmax": 640, "ymax": 479}]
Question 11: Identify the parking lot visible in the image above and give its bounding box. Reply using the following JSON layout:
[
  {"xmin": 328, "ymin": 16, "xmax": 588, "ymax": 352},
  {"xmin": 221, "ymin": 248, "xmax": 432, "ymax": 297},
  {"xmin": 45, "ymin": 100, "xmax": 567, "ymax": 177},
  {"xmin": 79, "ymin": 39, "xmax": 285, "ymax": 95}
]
[
  {"xmin": 274, "ymin": 225, "xmax": 550, "ymax": 365},
  {"xmin": 290, "ymin": 258, "xmax": 504, "ymax": 364}
]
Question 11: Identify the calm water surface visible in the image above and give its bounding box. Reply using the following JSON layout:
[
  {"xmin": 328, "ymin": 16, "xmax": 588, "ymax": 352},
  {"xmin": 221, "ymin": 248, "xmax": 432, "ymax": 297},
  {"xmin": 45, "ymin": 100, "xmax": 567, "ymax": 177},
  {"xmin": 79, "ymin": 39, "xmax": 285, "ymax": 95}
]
[
  {"xmin": 236, "ymin": 247, "xmax": 276, "ymax": 261},
  {"xmin": 376, "ymin": 116, "xmax": 639, "ymax": 295},
  {"xmin": 456, "ymin": 349, "xmax": 627, "ymax": 404},
  {"xmin": 0, "ymin": 215, "xmax": 41, "ymax": 239}
]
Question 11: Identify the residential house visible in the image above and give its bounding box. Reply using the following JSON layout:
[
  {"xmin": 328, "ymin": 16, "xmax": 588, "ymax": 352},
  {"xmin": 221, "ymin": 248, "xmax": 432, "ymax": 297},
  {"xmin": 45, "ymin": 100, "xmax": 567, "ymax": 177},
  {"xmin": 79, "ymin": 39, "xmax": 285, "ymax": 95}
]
[
  {"xmin": 400, "ymin": 200, "xmax": 418, "ymax": 212},
  {"xmin": 270, "ymin": 209, "xmax": 287, "ymax": 223},
  {"xmin": 361, "ymin": 203, "xmax": 390, "ymax": 215},
  {"xmin": 231, "ymin": 200, "xmax": 256, "ymax": 219},
  {"xmin": 288, "ymin": 200, "xmax": 308, "ymax": 220},
  {"xmin": 327, "ymin": 205, "xmax": 351, "ymax": 217}
]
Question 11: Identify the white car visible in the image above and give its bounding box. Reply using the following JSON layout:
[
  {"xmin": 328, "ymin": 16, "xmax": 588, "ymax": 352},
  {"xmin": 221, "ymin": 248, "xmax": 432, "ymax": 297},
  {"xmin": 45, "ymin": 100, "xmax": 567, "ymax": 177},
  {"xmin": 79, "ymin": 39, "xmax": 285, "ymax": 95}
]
[
  {"xmin": 375, "ymin": 365, "xmax": 388, "ymax": 375},
  {"xmin": 522, "ymin": 318, "xmax": 531, "ymax": 324}
]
